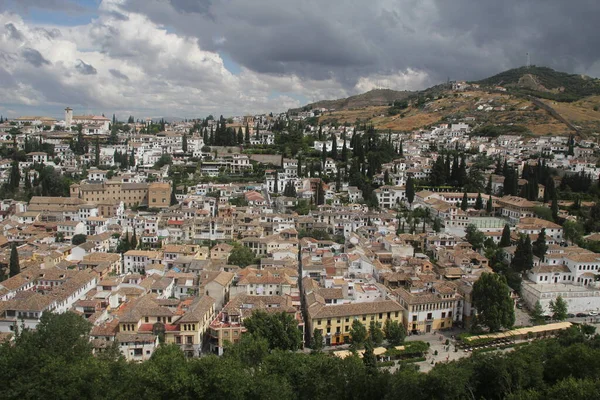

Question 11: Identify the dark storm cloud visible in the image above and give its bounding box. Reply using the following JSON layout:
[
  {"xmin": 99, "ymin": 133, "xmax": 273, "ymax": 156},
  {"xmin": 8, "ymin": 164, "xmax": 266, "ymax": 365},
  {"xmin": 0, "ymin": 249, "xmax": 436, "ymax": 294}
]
[
  {"xmin": 4, "ymin": 23, "xmax": 23, "ymax": 41},
  {"xmin": 75, "ymin": 59, "xmax": 97, "ymax": 75},
  {"xmin": 0, "ymin": 66, "xmax": 17, "ymax": 88},
  {"xmin": 4, "ymin": 0, "xmax": 86, "ymax": 13},
  {"xmin": 121, "ymin": 0, "xmax": 600, "ymax": 88},
  {"xmin": 169, "ymin": 0, "xmax": 212, "ymax": 14},
  {"xmin": 21, "ymin": 48, "xmax": 50, "ymax": 67},
  {"xmin": 109, "ymin": 68, "xmax": 129, "ymax": 81}
]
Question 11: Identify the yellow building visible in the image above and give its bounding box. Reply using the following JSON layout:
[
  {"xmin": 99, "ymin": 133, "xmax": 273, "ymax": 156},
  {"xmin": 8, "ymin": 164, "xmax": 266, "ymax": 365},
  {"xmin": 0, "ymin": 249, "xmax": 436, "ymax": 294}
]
[
  {"xmin": 70, "ymin": 181, "xmax": 171, "ymax": 209},
  {"xmin": 148, "ymin": 182, "xmax": 171, "ymax": 209},
  {"xmin": 306, "ymin": 295, "xmax": 404, "ymax": 346}
]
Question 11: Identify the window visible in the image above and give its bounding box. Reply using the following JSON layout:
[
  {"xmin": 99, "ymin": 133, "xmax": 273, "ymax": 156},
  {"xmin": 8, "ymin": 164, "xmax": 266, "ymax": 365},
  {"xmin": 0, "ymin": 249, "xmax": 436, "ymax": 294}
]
[
  {"xmin": 134, "ymin": 348, "xmax": 143, "ymax": 356},
  {"xmin": 427, "ymin": 313, "xmax": 432, "ymax": 320},
  {"xmin": 412, "ymin": 315, "xmax": 417, "ymax": 322},
  {"xmin": 144, "ymin": 317, "xmax": 149, "ymax": 323},
  {"xmin": 441, "ymin": 312, "xmax": 446, "ymax": 318},
  {"xmin": 186, "ymin": 336, "xmax": 193, "ymax": 344}
]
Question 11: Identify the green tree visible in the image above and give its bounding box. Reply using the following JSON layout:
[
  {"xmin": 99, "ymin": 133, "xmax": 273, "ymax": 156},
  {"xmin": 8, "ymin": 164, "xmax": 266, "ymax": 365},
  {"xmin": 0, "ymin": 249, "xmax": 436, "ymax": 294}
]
[
  {"xmin": 182, "ymin": 132, "xmax": 188, "ymax": 153},
  {"xmin": 9, "ymin": 242, "xmax": 20, "ymax": 277},
  {"xmin": 130, "ymin": 230, "xmax": 138, "ymax": 250},
  {"xmin": 311, "ymin": 328, "xmax": 323, "ymax": 352},
  {"xmin": 532, "ymin": 228, "xmax": 548, "ymax": 261},
  {"xmin": 461, "ymin": 192, "xmax": 468, "ymax": 211},
  {"xmin": 500, "ymin": 224, "xmax": 512, "ymax": 247},
  {"xmin": 475, "ymin": 192, "xmax": 483, "ymax": 210},
  {"xmin": 243, "ymin": 310, "xmax": 303, "ymax": 351},
  {"xmin": 283, "ymin": 181, "xmax": 297, "ymax": 197},
  {"xmin": 383, "ymin": 319, "xmax": 406, "ymax": 346},
  {"xmin": 550, "ymin": 295, "xmax": 568, "ymax": 321},
  {"xmin": 530, "ymin": 301, "xmax": 546, "ymax": 325},
  {"xmin": 487, "ymin": 194, "xmax": 493, "ymax": 214},
  {"xmin": 71, "ymin": 234, "xmax": 87, "ymax": 246},
  {"xmin": 116, "ymin": 232, "xmax": 130, "ymax": 253},
  {"xmin": 511, "ymin": 235, "xmax": 534, "ymax": 274},
  {"xmin": 170, "ymin": 182, "xmax": 178, "ymax": 206},
  {"xmin": 563, "ymin": 220, "xmax": 584, "ymax": 245},
  {"xmin": 465, "ymin": 224, "xmax": 485, "ymax": 251},
  {"xmin": 406, "ymin": 176, "xmax": 415, "ymax": 205},
  {"xmin": 362, "ymin": 338, "xmax": 377, "ymax": 373},
  {"xmin": 472, "ymin": 272, "xmax": 515, "ymax": 332},
  {"xmin": 94, "ymin": 137, "xmax": 100, "ymax": 166},
  {"xmin": 228, "ymin": 244, "xmax": 257, "ymax": 268},
  {"xmin": 368, "ymin": 321, "xmax": 384, "ymax": 346},
  {"xmin": 9, "ymin": 160, "xmax": 20, "ymax": 189},
  {"xmin": 349, "ymin": 319, "xmax": 368, "ymax": 350},
  {"xmin": 551, "ymin": 191, "xmax": 559, "ymax": 221},
  {"xmin": 486, "ymin": 174, "xmax": 493, "ymax": 195}
]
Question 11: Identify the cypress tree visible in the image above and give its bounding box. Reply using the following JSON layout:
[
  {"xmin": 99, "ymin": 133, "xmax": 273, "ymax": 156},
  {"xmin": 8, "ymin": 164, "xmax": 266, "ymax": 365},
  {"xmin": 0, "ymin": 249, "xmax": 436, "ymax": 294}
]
[
  {"xmin": 551, "ymin": 192, "xmax": 559, "ymax": 222},
  {"xmin": 532, "ymin": 228, "xmax": 548, "ymax": 261},
  {"xmin": 9, "ymin": 160, "xmax": 20, "ymax": 189},
  {"xmin": 486, "ymin": 195, "xmax": 493, "ymax": 214},
  {"xmin": 182, "ymin": 132, "xmax": 188, "ymax": 152},
  {"xmin": 461, "ymin": 192, "xmax": 468, "ymax": 211},
  {"xmin": 94, "ymin": 137, "xmax": 100, "ymax": 167},
  {"xmin": 486, "ymin": 175, "xmax": 493, "ymax": 195},
  {"xmin": 237, "ymin": 127, "xmax": 243, "ymax": 145},
  {"xmin": 331, "ymin": 135, "xmax": 338, "ymax": 160},
  {"xmin": 9, "ymin": 242, "xmax": 20, "ymax": 277},
  {"xmin": 457, "ymin": 156, "xmax": 467, "ymax": 187},
  {"xmin": 499, "ymin": 224, "xmax": 511, "ymax": 247},
  {"xmin": 130, "ymin": 230, "xmax": 138, "ymax": 250},
  {"xmin": 406, "ymin": 176, "xmax": 415, "ymax": 205},
  {"xmin": 475, "ymin": 192, "xmax": 483, "ymax": 210}
]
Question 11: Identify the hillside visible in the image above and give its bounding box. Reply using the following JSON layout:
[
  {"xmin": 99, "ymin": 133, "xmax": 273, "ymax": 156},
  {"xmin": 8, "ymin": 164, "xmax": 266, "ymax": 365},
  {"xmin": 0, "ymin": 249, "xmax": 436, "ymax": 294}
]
[
  {"xmin": 289, "ymin": 88, "xmax": 414, "ymax": 113},
  {"xmin": 475, "ymin": 66, "xmax": 600, "ymax": 102},
  {"xmin": 318, "ymin": 90, "xmax": 572, "ymax": 134}
]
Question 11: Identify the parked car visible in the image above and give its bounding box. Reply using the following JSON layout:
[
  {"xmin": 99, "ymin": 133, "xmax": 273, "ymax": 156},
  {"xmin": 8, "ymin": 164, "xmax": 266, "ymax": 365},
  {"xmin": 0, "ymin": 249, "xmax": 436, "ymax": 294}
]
[
  {"xmin": 589, "ymin": 311, "xmax": 598, "ymax": 316},
  {"xmin": 576, "ymin": 313, "xmax": 588, "ymax": 318},
  {"xmin": 567, "ymin": 313, "xmax": 575, "ymax": 318}
]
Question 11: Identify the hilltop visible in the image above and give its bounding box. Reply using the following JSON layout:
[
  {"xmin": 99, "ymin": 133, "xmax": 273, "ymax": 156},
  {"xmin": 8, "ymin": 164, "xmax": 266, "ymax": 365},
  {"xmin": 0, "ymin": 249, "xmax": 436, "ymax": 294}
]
[
  {"xmin": 294, "ymin": 67, "xmax": 600, "ymax": 136},
  {"xmin": 289, "ymin": 88, "xmax": 414, "ymax": 113},
  {"xmin": 474, "ymin": 66, "xmax": 600, "ymax": 102}
]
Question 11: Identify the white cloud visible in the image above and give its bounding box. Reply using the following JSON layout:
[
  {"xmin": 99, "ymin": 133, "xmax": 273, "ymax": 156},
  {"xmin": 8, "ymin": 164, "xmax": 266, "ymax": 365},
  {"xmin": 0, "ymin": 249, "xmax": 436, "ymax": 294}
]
[{"xmin": 0, "ymin": 0, "xmax": 431, "ymax": 118}]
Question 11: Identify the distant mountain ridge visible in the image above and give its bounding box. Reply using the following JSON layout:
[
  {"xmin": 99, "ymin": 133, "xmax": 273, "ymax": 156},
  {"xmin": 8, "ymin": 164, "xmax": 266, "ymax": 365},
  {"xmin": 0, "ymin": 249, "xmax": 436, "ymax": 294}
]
[
  {"xmin": 292, "ymin": 66, "xmax": 600, "ymax": 113},
  {"xmin": 289, "ymin": 88, "xmax": 414, "ymax": 113}
]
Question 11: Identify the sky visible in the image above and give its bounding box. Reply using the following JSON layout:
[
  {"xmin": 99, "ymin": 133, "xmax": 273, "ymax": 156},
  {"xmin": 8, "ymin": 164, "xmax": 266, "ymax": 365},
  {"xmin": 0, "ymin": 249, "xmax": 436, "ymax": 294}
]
[{"xmin": 0, "ymin": 0, "xmax": 599, "ymax": 119}]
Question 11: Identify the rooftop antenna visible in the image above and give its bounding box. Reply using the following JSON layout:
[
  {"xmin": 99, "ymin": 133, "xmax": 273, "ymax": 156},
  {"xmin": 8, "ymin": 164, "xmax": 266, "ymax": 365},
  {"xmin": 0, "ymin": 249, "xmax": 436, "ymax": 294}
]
[{"xmin": 526, "ymin": 52, "xmax": 531, "ymax": 68}]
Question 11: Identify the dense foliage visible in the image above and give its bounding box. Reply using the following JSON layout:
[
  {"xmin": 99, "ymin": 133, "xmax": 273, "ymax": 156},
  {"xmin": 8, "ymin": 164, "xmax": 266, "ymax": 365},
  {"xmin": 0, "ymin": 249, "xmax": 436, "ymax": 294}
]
[{"xmin": 3, "ymin": 313, "xmax": 600, "ymax": 400}]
